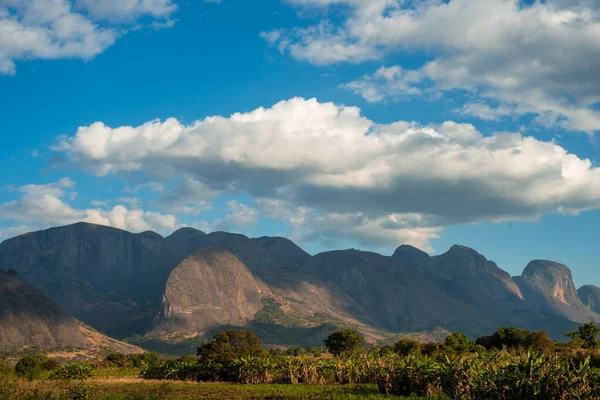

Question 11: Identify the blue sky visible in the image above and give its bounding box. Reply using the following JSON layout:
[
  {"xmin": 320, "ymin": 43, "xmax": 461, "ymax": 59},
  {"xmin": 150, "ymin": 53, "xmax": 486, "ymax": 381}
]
[{"xmin": 1, "ymin": 0, "xmax": 600, "ymax": 286}]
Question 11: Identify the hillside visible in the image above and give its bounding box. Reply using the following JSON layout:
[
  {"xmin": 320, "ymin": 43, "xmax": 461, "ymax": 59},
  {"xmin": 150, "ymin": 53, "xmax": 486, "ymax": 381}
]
[
  {"xmin": 0, "ymin": 271, "xmax": 140, "ymax": 354},
  {"xmin": 0, "ymin": 223, "xmax": 192, "ymax": 338}
]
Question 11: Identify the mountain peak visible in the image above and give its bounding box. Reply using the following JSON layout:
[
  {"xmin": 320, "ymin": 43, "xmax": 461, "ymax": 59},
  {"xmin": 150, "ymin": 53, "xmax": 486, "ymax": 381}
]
[
  {"xmin": 578, "ymin": 285, "xmax": 600, "ymax": 313},
  {"xmin": 515, "ymin": 259, "xmax": 598, "ymax": 323},
  {"xmin": 391, "ymin": 245, "xmax": 430, "ymax": 270}
]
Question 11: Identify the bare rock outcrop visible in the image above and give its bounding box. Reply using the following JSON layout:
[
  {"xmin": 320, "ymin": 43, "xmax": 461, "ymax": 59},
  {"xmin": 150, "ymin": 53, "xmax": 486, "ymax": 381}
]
[
  {"xmin": 515, "ymin": 260, "xmax": 600, "ymax": 323},
  {"xmin": 153, "ymin": 247, "xmax": 271, "ymax": 335}
]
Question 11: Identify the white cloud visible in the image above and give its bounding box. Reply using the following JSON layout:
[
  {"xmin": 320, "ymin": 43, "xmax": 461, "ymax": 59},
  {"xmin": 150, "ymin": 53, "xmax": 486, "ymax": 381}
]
[
  {"xmin": 218, "ymin": 200, "xmax": 258, "ymax": 230},
  {"xmin": 55, "ymin": 97, "xmax": 600, "ymax": 250},
  {"xmin": 341, "ymin": 65, "xmax": 424, "ymax": 102},
  {"xmin": 75, "ymin": 0, "xmax": 177, "ymax": 21},
  {"xmin": 0, "ymin": 0, "xmax": 177, "ymax": 75},
  {"xmin": 0, "ymin": 225, "xmax": 31, "ymax": 241},
  {"xmin": 269, "ymin": 0, "xmax": 600, "ymax": 134},
  {"xmin": 0, "ymin": 178, "xmax": 177, "ymax": 238}
]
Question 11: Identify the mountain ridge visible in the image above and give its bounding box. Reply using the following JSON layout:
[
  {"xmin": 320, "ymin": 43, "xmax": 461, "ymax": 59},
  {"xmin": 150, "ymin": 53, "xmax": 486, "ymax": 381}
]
[{"xmin": 0, "ymin": 222, "xmax": 594, "ymax": 350}]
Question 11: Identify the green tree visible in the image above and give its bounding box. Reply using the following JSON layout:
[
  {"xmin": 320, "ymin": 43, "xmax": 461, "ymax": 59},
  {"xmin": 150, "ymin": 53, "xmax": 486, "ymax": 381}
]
[
  {"xmin": 476, "ymin": 327, "xmax": 530, "ymax": 350},
  {"xmin": 441, "ymin": 332, "xmax": 473, "ymax": 355},
  {"xmin": 197, "ymin": 330, "xmax": 266, "ymax": 364},
  {"xmin": 394, "ymin": 339, "xmax": 422, "ymax": 356},
  {"xmin": 524, "ymin": 331, "xmax": 555, "ymax": 353},
  {"xmin": 566, "ymin": 321, "xmax": 600, "ymax": 349},
  {"xmin": 324, "ymin": 329, "xmax": 364, "ymax": 356}
]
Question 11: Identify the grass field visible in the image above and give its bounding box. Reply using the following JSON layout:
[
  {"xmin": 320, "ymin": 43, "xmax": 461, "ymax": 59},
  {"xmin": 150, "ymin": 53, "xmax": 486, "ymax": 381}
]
[{"xmin": 4, "ymin": 377, "xmax": 443, "ymax": 399}]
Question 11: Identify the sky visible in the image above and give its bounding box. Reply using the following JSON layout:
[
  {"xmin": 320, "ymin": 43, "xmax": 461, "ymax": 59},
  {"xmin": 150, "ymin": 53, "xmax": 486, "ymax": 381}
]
[{"xmin": 1, "ymin": 0, "xmax": 600, "ymax": 286}]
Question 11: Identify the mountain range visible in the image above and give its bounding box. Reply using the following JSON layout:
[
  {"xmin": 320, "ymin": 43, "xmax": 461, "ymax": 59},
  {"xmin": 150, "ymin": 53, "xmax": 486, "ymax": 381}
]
[{"xmin": 0, "ymin": 222, "xmax": 598, "ymax": 352}]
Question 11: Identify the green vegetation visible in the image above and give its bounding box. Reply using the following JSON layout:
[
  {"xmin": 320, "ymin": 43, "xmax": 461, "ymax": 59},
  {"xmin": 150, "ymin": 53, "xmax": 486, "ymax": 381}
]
[
  {"xmin": 567, "ymin": 321, "xmax": 600, "ymax": 349},
  {"xmin": 50, "ymin": 363, "xmax": 94, "ymax": 380},
  {"xmin": 325, "ymin": 329, "xmax": 365, "ymax": 356},
  {"xmin": 4, "ymin": 323, "xmax": 600, "ymax": 399},
  {"xmin": 14, "ymin": 355, "xmax": 57, "ymax": 380}
]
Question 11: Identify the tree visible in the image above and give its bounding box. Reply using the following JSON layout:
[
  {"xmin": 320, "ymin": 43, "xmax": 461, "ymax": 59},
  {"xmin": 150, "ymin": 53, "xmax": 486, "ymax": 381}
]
[
  {"xmin": 476, "ymin": 327, "xmax": 530, "ymax": 350},
  {"xmin": 394, "ymin": 339, "xmax": 422, "ymax": 356},
  {"xmin": 197, "ymin": 330, "xmax": 266, "ymax": 364},
  {"xmin": 441, "ymin": 332, "xmax": 473, "ymax": 355},
  {"xmin": 324, "ymin": 329, "xmax": 364, "ymax": 356},
  {"xmin": 524, "ymin": 331, "xmax": 555, "ymax": 353},
  {"xmin": 566, "ymin": 322, "xmax": 600, "ymax": 349}
]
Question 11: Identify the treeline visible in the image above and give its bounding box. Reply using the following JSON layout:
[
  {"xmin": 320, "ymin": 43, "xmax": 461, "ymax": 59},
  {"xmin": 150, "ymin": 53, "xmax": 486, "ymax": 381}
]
[{"xmin": 134, "ymin": 325, "xmax": 600, "ymax": 399}]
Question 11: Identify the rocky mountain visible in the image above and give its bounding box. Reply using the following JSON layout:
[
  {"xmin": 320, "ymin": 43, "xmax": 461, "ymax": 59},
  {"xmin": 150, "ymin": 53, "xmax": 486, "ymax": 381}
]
[
  {"xmin": 311, "ymin": 249, "xmax": 491, "ymax": 335},
  {"xmin": 514, "ymin": 260, "xmax": 600, "ymax": 323},
  {"xmin": 578, "ymin": 285, "xmax": 600, "ymax": 314},
  {"xmin": 391, "ymin": 245, "xmax": 579, "ymax": 338},
  {"xmin": 0, "ymin": 222, "xmax": 596, "ymax": 349},
  {"xmin": 165, "ymin": 227, "xmax": 207, "ymax": 258},
  {"xmin": 153, "ymin": 247, "xmax": 271, "ymax": 335},
  {"xmin": 0, "ymin": 271, "xmax": 140, "ymax": 353},
  {"xmin": 0, "ymin": 223, "xmax": 187, "ymax": 338}
]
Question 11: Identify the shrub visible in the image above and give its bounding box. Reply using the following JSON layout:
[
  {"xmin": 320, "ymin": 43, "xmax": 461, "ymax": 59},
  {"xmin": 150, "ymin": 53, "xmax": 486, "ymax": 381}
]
[
  {"xmin": 139, "ymin": 359, "xmax": 200, "ymax": 381},
  {"xmin": 15, "ymin": 356, "xmax": 47, "ymax": 380},
  {"xmin": 50, "ymin": 363, "xmax": 94, "ymax": 381}
]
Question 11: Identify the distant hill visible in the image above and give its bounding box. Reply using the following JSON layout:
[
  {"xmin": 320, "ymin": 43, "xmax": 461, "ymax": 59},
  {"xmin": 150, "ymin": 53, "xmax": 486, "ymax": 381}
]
[
  {"xmin": 0, "ymin": 222, "xmax": 595, "ymax": 350},
  {"xmin": 0, "ymin": 271, "xmax": 141, "ymax": 354}
]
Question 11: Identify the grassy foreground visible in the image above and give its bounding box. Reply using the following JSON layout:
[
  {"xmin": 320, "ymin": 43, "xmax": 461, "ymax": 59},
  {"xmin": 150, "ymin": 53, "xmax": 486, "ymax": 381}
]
[{"xmin": 3, "ymin": 375, "xmax": 442, "ymax": 400}]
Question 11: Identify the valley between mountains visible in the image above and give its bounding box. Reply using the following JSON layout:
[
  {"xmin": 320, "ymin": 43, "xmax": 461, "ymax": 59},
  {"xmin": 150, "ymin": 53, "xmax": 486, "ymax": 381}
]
[{"xmin": 1, "ymin": 222, "xmax": 598, "ymax": 354}]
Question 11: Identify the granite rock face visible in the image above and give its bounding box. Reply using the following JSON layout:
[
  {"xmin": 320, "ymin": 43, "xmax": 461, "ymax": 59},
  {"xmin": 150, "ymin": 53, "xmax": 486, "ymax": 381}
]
[
  {"xmin": 515, "ymin": 260, "xmax": 600, "ymax": 323},
  {"xmin": 153, "ymin": 247, "xmax": 271, "ymax": 334}
]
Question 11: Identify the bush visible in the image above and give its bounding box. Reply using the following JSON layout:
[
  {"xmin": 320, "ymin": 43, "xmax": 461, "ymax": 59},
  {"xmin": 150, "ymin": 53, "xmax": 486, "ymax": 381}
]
[
  {"xmin": 103, "ymin": 352, "xmax": 160, "ymax": 368},
  {"xmin": 50, "ymin": 363, "xmax": 94, "ymax": 381},
  {"xmin": 139, "ymin": 359, "xmax": 202, "ymax": 381},
  {"xmin": 15, "ymin": 356, "xmax": 49, "ymax": 380}
]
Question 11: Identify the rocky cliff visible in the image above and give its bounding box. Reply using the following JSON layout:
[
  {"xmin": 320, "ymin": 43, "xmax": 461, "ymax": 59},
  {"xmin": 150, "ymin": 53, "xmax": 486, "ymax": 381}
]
[
  {"xmin": 153, "ymin": 247, "xmax": 271, "ymax": 335},
  {"xmin": 515, "ymin": 260, "xmax": 600, "ymax": 323}
]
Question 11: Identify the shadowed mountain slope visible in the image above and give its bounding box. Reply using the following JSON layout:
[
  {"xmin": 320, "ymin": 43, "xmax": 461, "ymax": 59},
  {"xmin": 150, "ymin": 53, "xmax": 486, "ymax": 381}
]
[
  {"xmin": 0, "ymin": 223, "xmax": 187, "ymax": 338},
  {"xmin": 0, "ymin": 271, "xmax": 140, "ymax": 353}
]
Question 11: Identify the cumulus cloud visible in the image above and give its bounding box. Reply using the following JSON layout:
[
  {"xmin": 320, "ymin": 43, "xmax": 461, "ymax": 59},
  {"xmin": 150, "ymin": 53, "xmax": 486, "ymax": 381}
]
[
  {"xmin": 0, "ymin": 0, "xmax": 177, "ymax": 75},
  {"xmin": 268, "ymin": 0, "xmax": 600, "ymax": 134},
  {"xmin": 54, "ymin": 97, "xmax": 600, "ymax": 250},
  {"xmin": 0, "ymin": 178, "xmax": 177, "ymax": 239}
]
